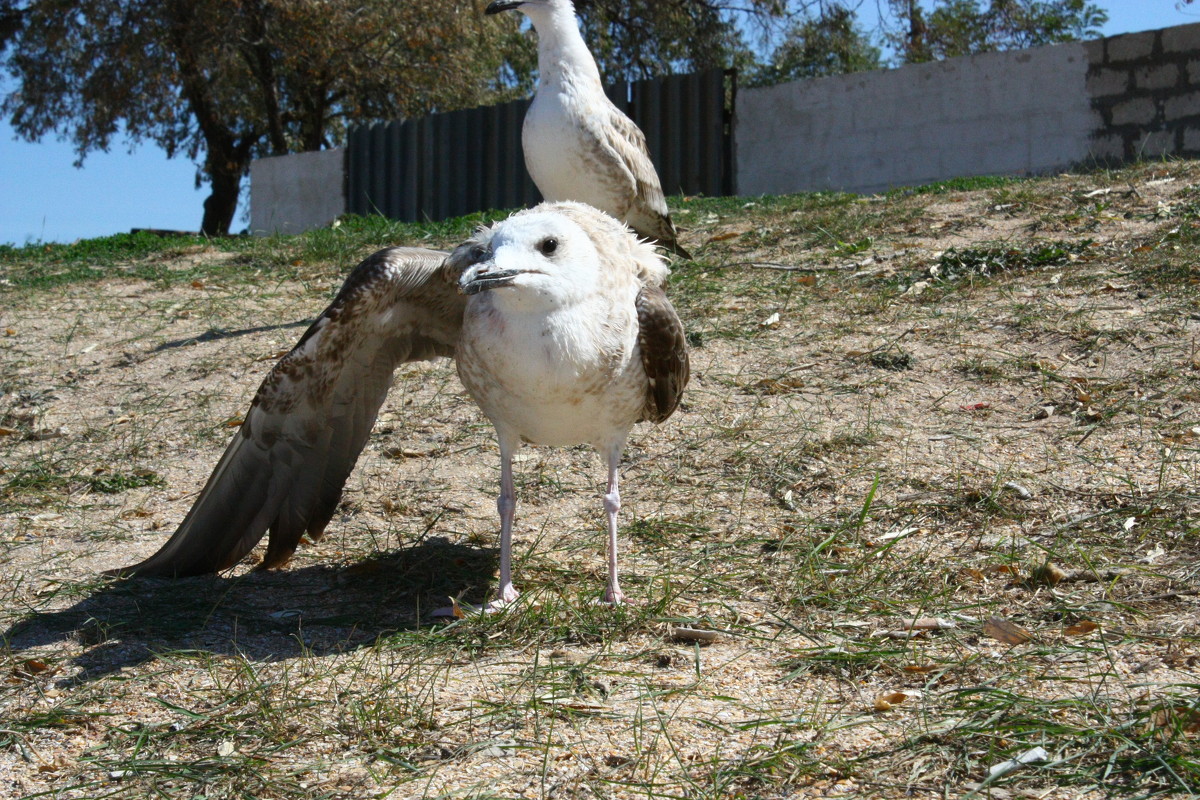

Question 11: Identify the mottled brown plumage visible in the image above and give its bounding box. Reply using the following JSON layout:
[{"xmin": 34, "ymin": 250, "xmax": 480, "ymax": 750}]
[
  {"xmin": 108, "ymin": 204, "xmax": 688, "ymax": 610},
  {"xmin": 108, "ymin": 248, "xmax": 464, "ymax": 577}
]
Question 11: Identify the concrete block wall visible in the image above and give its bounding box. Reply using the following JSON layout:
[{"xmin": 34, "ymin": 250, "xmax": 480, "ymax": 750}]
[
  {"xmin": 738, "ymin": 22, "xmax": 1200, "ymax": 197},
  {"xmin": 1086, "ymin": 24, "xmax": 1200, "ymax": 161}
]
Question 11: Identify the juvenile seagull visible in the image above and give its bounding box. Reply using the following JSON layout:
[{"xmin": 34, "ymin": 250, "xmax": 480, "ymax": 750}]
[
  {"xmin": 486, "ymin": 0, "xmax": 692, "ymax": 258},
  {"xmin": 109, "ymin": 203, "xmax": 689, "ymax": 610},
  {"xmin": 456, "ymin": 202, "xmax": 688, "ymax": 606}
]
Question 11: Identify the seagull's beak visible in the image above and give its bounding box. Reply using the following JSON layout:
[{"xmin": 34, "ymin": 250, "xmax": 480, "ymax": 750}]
[
  {"xmin": 460, "ymin": 266, "xmax": 521, "ymax": 295},
  {"xmin": 458, "ymin": 254, "xmax": 521, "ymax": 296},
  {"xmin": 485, "ymin": 0, "xmax": 524, "ymax": 14}
]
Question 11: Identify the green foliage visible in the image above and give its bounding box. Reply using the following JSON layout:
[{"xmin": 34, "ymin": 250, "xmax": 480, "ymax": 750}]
[
  {"xmin": 574, "ymin": 0, "xmax": 783, "ymax": 80},
  {"xmin": 890, "ymin": 173, "xmax": 1027, "ymax": 195},
  {"xmin": 1, "ymin": 463, "xmax": 165, "ymax": 503},
  {"xmin": 1, "ymin": 230, "xmax": 208, "ymax": 265},
  {"xmin": 749, "ymin": 3, "xmax": 882, "ymax": 86},
  {"xmin": 0, "ymin": 0, "xmax": 533, "ymax": 236},
  {"xmin": 86, "ymin": 470, "xmax": 166, "ymax": 495},
  {"xmin": 1, "ymin": 464, "xmax": 72, "ymax": 502},
  {"xmin": 745, "ymin": 0, "xmax": 1104, "ymax": 85},
  {"xmin": 934, "ymin": 240, "xmax": 1093, "ymax": 280},
  {"xmin": 886, "ymin": 0, "xmax": 1108, "ymax": 63}
]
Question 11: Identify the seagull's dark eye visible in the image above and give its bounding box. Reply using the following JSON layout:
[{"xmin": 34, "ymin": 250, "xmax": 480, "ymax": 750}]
[{"xmin": 537, "ymin": 237, "xmax": 558, "ymax": 256}]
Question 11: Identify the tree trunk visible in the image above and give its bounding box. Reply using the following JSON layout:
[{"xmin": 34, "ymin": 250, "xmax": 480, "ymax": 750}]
[
  {"xmin": 243, "ymin": 0, "xmax": 288, "ymax": 156},
  {"xmin": 905, "ymin": 0, "xmax": 929, "ymax": 63},
  {"xmin": 166, "ymin": 2, "xmax": 256, "ymax": 236},
  {"xmin": 200, "ymin": 160, "xmax": 242, "ymax": 236}
]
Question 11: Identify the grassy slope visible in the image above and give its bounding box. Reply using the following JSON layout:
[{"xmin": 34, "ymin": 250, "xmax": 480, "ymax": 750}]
[{"xmin": 1, "ymin": 162, "xmax": 1198, "ymax": 799}]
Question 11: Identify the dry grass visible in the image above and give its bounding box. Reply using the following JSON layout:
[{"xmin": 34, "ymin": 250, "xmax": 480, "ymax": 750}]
[{"xmin": 1, "ymin": 161, "xmax": 1199, "ymax": 799}]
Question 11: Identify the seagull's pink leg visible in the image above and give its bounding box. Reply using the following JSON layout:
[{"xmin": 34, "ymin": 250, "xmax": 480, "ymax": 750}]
[
  {"xmin": 431, "ymin": 436, "xmax": 520, "ymax": 618},
  {"xmin": 601, "ymin": 446, "xmax": 632, "ymax": 605},
  {"xmin": 491, "ymin": 436, "xmax": 520, "ymax": 609}
]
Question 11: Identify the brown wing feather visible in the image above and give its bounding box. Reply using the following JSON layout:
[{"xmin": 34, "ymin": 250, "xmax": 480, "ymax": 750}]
[
  {"xmin": 635, "ymin": 283, "xmax": 690, "ymax": 423},
  {"xmin": 107, "ymin": 247, "xmax": 465, "ymax": 578},
  {"xmin": 589, "ymin": 104, "xmax": 691, "ymax": 259}
]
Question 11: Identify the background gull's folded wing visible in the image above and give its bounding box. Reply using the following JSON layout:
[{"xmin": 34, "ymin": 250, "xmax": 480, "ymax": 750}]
[
  {"xmin": 108, "ymin": 247, "xmax": 466, "ymax": 577},
  {"xmin": 598, "ymin": 110, "xmax": 690, "ymax": 258}
]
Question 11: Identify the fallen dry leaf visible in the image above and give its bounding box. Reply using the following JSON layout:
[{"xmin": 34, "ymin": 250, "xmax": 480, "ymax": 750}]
[
  {"xmin": 874, "ymin": 629, "xmax": 926, "ymax": 640},
  {"xmin": 904, "ymin": 617, "xmax": 957, "ymax": 631},
  {"xmin": 1063, "ymin": 620, "xmax": 1099, "ymax": 636},
  {"xmin": 538, "ymin": 697, "xmax": 612, "ymax": 714},
  {"xmin": 670, "ymin": 627, "xmax": 724, "ymax": 643},
  {"xmin": 873, "ymin": 691, "xmax": 912, "ymax": 712},
  {"xmin": 751, "ymin": 376, "xmax": 806, "ymax": 395},
  {"xmin": 1032, "ymin": 560, "xmax": 1068, "ymax": 585},
  {"xmin": 1149, "ymin": 706, "xmax": 1200, "ymax": 737},
  {"xmin": 383, "ymin": 446, "xmax": 436, "ymax": 459},
  {"xmin": 984, "ymin": 616, "xmax": 1034, "ymax": 645},
  {"xmin": 37, "ymin": 756, "xmax": 71, "ymax": 774},
  {"xmin": 12, "ymin": 658, "xmax": 55, "ymax": 681}
]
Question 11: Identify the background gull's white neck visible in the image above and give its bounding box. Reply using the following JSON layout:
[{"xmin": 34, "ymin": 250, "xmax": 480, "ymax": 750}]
[{"xmin": 522, "ymin": 1, "xmax": 603, "ymax": 90}]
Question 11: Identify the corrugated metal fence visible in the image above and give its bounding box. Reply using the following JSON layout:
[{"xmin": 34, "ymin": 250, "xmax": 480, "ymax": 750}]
[{"xmin": 346, "ymin": 69, "xmax": 735, "ymax": 222}]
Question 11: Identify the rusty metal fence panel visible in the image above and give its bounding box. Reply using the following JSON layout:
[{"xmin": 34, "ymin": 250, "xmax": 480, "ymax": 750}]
[{"xmin": 346, "ymin": 69, "xmax": 735, "ymax": 222}]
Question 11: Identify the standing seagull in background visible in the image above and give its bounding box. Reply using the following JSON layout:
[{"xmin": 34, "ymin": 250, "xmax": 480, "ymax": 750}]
[
  {"xmin": 486, "ymin": 0, "xmax": 692, "ymax": 258},
  {"xmin": 108, "ymin": 203, "xmax": 689, "ymax": 611}
]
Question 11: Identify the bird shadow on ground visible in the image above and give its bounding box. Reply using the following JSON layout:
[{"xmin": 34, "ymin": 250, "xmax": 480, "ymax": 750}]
[
  {"xmin": 152, "ymin": 318, "xmax": 314, "ymax": 352},
  {"xmin": 1, "ymin": 537, "xmax": 495, "ymax": 687}
]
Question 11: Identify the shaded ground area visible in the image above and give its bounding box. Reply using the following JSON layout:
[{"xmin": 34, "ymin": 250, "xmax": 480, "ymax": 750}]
[{"xmin": 1, "ymin": 162, "xmax": 1198, "ymax": 798}]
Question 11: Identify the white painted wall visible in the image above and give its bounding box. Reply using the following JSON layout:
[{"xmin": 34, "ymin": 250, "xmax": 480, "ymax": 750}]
[
  {"xmin": 249, "ymin": 148, "xmax": 345, "ymax": 235},
  {"xmin": 736, "ymin": 41, "xmax": 1098, "ymax": 196}
]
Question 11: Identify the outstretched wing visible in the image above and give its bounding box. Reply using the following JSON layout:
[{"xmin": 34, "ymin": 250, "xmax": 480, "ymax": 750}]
[
  {"xmin": 635, "ymin": 283, "xmax": 690, "ymax": 423},
  {"xmin": 108, "ymin": 247, "xmax": 466, "ymax": 578}
]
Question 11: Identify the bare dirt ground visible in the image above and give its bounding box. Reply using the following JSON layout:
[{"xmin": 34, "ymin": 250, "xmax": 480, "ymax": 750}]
[{"xmin": 1, "ymin": 162, "xmax": 1198, "ymax": 799}]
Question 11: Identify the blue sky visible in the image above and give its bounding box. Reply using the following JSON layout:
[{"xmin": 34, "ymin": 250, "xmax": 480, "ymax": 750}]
[{"xmin": 0, "ymin": 0, "xmax": 1195, "ymax": 246}]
